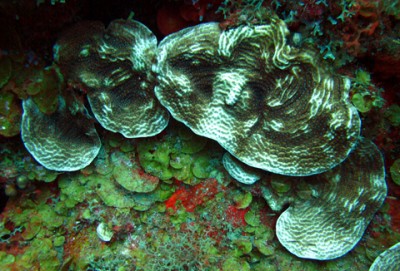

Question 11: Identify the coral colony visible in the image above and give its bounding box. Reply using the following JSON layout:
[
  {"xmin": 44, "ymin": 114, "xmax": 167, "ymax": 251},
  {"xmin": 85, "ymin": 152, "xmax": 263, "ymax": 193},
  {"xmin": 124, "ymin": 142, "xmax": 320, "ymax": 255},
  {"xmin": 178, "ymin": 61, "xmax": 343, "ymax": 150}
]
[{"xmin": 1, "ymin": 0, "xmax": 400, "ymax": 270}]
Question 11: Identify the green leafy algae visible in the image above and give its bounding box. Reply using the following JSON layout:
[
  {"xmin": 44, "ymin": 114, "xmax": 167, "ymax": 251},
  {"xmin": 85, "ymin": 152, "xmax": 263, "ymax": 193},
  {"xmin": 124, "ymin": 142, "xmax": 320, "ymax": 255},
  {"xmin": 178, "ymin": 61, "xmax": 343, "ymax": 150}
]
[
  {"xmin": 390, "ymin": 158, "xmax": 400, "ymax": 185},
  {"xmin": 0, "ymin": 91, "xmax": 21, "ymax": 137},
  {"xmin": 137, "ymin": 123, "xmax": 212, "ymax": 185},
  {"xmin": 385, "ymin": 104, "xmax": 400, "ymax": 127}
]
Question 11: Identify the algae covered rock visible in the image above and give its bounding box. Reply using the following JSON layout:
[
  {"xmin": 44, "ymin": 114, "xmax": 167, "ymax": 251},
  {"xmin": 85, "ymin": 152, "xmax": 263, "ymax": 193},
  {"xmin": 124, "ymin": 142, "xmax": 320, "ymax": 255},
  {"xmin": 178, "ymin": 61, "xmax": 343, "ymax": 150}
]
[{"xmin": 111, "ymin": 151, "xmax": 159, "ymax": 193}]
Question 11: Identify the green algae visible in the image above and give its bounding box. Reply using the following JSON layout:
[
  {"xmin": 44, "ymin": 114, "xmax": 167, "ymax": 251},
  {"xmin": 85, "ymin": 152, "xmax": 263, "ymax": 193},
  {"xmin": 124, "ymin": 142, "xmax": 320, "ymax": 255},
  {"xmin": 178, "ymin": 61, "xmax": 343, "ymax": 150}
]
[
  {"xmin": 0, "ymin": 222, "xmax": 12, "ymax": 242},
  {"xmin": 295, "ymin": 179, "xmax": 315, "ymax": 200},
  {"xmin": 355, "ymin": 69, "xmax": 371, "ymax": 85},
  {"xmin": 352, "ymin": 93, "xmax": 373, "ymax": 113},
  {"xmin": 137, "ymin": 137, "xmax": 174, "ymax": 181},
  {"xmin": 59, "ymin": 175, "xmax": 90, "ymax": 208},
  {"xmin": 0, "ymin": 186, "xmax": 66, "ymax": 271},
  {"xmin": 192, "ymin": 156, "xmax": 211, "ymax": 179},
  {"xmin": 252, "ymin": 259, "xmax": 278, "ymax": 271},
  {"xmin": 177, "ymin": 125, "xmax": 208, "ymax": 153},
  {"xmin": 0, "ymin": 91, "xmax": 21, "ymax": 137},
  {"xmin": 390, "ymin": 158, "xmax": 400, "ymax": 185},
  {"xmin": 254, "ymin": 227, "xmax": 275, "ymax": 256},
  {"xmin": 350, "ymin": 69, "xmax": 385, "ymax": 113},
  {"xmin": 53, "ymin": 235, "xmax": 65, "ymax": 247},
  {"xmin": 95, "ymin": 172, "xmax": 173, "ymax": 210},
  {"xmin": 39, "ymin": 204, "xmax": 64, "ymax": 229},
  {"xmin": 21, "ymin": 65, "xmax": 62, "ymax": 114},
  {"xmin": 233, "ymin": 190, "xmax": 253, "ymax": 209},
  {"xmin": 170, "ymin": 153, "xmax": 191, "ymax": 169},
  {"xmin": 82, "ymin": 209, "xmax": 91, "ymax": 220},
  {"xmin": 0, "ymin": 252, "xmax": 15, "ymax": 271},
  {"xmin": 244, "ymin": 209, "xmax": 261, "ymax": 227},
  {"xmin": 0, "ymin": 7, "xmax": 398, "ymax": 271},
  {"xmin": 23, "ymin": 159, "xmax": 59, "ymax": 183},
  {"xmin": 21, "ymin": 217, "xmax": 41, "ymax": 240},
  {"xmin": 112, "ymin": 151, "xmax": 159, "ymax": 193},
  {"xmin": 234, "ymin": 238, "xmax": 253, "ymax": 254},
  {"xmin": 384, "ymin": 104, "xmax": 400, "ymax": 127},
  {"xmin": 222, "ymin": 257, "xmax": 251, "ymax": 271},
  {"xmin": 137, "ymin": 124, "xmax": 212, "ymax": 185},
  {"xmin": 18, "ymin": 237, "xmax": 60, "ymax": 271},
  {"xmin": 270, "ymin": 175, "xmax": 292, "ymax": 194},
  {"xmin": 0, "ymin": 86, "xmax": 397, "ymax": 271}
]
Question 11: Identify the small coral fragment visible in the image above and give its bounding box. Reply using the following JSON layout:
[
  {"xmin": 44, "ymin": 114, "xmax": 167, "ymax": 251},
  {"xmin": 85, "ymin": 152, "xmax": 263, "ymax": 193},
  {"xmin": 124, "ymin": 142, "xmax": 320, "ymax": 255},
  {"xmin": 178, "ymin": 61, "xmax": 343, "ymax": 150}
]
[
  {"xmin": 21, "ymin": 97, "xmax": 101, "ymax": 171},
  {"xmin": 276, "ymin": 138, "xmax": 387, "ymax": 260},
  {"xmin": 96, "ymin": 222, "xmax": 114, "ymax": 242},
  {"xmin": 222, "ymin": 152, "xmax": 263, "ymax": 184}
]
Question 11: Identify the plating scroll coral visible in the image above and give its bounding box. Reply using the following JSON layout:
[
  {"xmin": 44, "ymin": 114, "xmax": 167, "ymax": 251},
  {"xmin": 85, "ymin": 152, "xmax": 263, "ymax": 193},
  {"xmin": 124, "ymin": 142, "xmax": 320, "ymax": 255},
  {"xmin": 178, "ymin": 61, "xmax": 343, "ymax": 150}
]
[{"xmin": 155, "ymin": 17, "xmax": 361, "ymax": 176}]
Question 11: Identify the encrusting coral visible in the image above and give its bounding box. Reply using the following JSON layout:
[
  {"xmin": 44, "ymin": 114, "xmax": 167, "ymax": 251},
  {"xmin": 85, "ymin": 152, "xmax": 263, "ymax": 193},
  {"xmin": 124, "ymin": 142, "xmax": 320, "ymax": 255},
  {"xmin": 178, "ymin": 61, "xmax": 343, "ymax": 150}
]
[
  {"xmin": 276, "ymin": 138, "xmax": 387, "ymax": 260},
  {"xmin": 227, "ymin": 136, "xmax": 387, "ymax": 260},
  {"xmin": 54, "ymin": 19, "xmax": 169, "ymax": 139},
  {"xmin": 21, "ymin": 97, "xmax": 101, "ymax": 171},
  {"xmin": 222, "ymin": 152, "xmax": 263, "ymax": 185},
  {"xmin": 155, "ymin": 15, "xmax": 361, "ymax": 176},
  {"xmin": 369, "ymin": 242, "xmax": 400, "ymax": 271}
]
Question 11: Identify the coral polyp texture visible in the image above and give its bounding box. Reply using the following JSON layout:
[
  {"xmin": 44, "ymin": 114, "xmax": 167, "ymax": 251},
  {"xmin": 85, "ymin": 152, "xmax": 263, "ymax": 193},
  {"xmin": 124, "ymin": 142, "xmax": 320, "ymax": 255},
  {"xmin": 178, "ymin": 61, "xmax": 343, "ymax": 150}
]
[
  {"xmin": 276, "ymin": 138, "xmax": 387, "ymax": 260},
  {"xmin": 21, "ymin": 97, "xmax": 101, "ymax": 171},
  {"xmin": 369, "ymin": 242, "xmax": 400, "ymax": 271},
  {"xmin": 54, "ymin": 19, "xmax": 169, "ymax": 138},
  {"xmin": 155, "ymin": 17, "xmax": 361, "ymax": 176}
]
